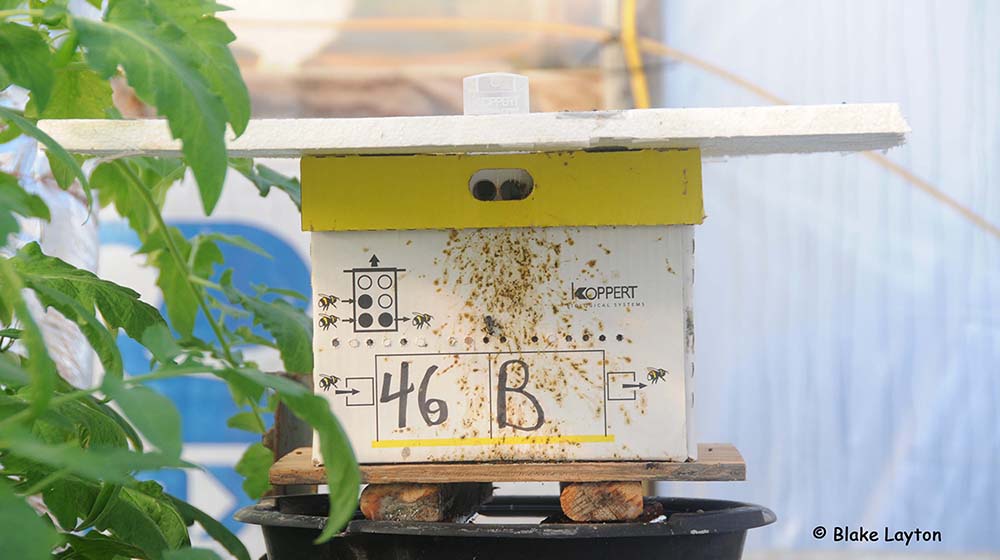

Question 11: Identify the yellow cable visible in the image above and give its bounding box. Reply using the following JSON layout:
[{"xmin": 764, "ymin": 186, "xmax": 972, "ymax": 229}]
[
  {"xmin": 224, "ymin": 16, "xmax": 999, "ymax": 240},
  {"xmin": 620, "ymin": 0, "xmax": 651, "ymax": 108}
]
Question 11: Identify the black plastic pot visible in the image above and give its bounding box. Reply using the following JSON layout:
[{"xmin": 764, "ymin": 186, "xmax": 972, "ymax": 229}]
[{"xmin": 236, "ymin": 494, "xmax": 775, "ymax": 560}]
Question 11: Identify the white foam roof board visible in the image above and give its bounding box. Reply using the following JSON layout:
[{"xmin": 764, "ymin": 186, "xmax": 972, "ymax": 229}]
[{"xmin": 38, "ymin": 103, "xmax": 908, "ymax": 159}]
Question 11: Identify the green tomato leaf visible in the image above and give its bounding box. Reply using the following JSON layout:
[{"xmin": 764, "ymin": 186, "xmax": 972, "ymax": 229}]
[
  {"xmin": 2, "ymin": 426, "xmax": 191, "ymax": 484},
  {"xmin": 141, "ymin": 323, "xmax": 185, "ymax": 364},
  {"xmin": 0, "ymin": 171, "xmax": 50, "ymax": 240},
  {"xmin": 0, "ymin": 22, "xmax": 55, "ymax": 111},
  {"xmin": 11, "ymin": 242, "xmax": 166, "ymax": 377},
  {"xmin": 226, "ymin": 410, "xmax": 264, "ymax": 434},
  {"xmin": 0, "ymin": 353, "xmax": 31, "ymax": 386},
  {"xmin": 284, "ymin": 391, "xmax": 359, "ymax": 541},
  {"xmin": 91, "ymin": 159, "xmax": 186, "ymax": 241},
  {"xmin": 234, "ymin": 441, "xmax": 273, "ymax": 499},
  {"xmin": 103, "ymin": 383, "xmax": 183, "ymax": 458},
  {"xmin": 98, "ymin": 483, "xmax": 189, "ymax": 559},
  {"xmin": 26, "ymin": 279, "xmax": 125, "ymax": 378},
  {"xmin": 74, "ymin": 0, "xmax": 247, "ymax": 214},
  {"xmin": 61, "ymin": 533, "xmax": 148, "ymax": 560},
  {"xmin": 167, "ymin": 495, "xmax": 251, "ymax": 560},
  {"xmin": 152, "ymin": 1, "xmax": 249, "ymax": 135},
  {"xmin": 138, "ymin": 228, "xmax": 198, "ymax": 338},
  {"xmin": 194, "ymin": 232, "xmax": 270, "ymax": 259},
  {"xmin": 76, "ymin": 482, "xmax": 123, "ymax": 531},
  {"xmin": 52, "ymin": 398, "xmax": 130, "ymax": 448},
  {"xmin": 25, "ymin": 65, "xmax": 113, "ymax": 119},
  {"xmin": 223, "ymin": 279, "xmax": 312, "ymax": 374},
  {"xmin": 190, "ymin": 237, "xmax": 223, "ymax": 280},
  {"xmin": 230, "ymin": 158, "xmax": 302, "ymax": 210},
  {"xmin": 43, "ymin": 474, "xmax": 97, "ymax": 532},
  {"xmin": 0, "ymin": 106, "xmax": 90, "ymax": 197},
  {"xmin": 0, "ymin": 479, "xmax": 63, "ymax": 560},
  {"xmin": 221, "ymin": 367, "xmax": 359, "ymax": 539}
]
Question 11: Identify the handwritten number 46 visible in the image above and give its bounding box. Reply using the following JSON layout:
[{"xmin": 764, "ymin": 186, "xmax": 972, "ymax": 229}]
[{"xmin": 380, "ymin": 362, "xmax": 448, "ymax": 428}]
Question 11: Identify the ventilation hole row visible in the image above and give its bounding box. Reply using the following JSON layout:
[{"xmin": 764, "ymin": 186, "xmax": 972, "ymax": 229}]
[{"xmin": 330, "ymin": 333, "xmax": 627, "ymax": 349}]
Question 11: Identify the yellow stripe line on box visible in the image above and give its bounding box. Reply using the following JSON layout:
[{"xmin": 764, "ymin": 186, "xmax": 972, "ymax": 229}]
[{"xmin": 371, "ymin": 434, "xmax": 614, "ymax": 449}]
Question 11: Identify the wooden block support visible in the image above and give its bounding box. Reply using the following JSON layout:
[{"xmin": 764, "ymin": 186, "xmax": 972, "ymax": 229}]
[
  {"xmin": 270, "ymin": 444, "xmax": 745, "ymax": 485},
  {"xmin": 359, "ymin": 483, "xmax": 492, "ymax": 522},
  {"xmin": 559, "ymin": 481, "xmax": 644, "ymax": 522}
]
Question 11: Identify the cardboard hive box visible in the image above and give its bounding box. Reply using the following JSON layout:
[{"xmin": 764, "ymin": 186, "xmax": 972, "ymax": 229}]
[{"xmin": 304, "ymin": 148, "xmax": 704, "ymax": 464}]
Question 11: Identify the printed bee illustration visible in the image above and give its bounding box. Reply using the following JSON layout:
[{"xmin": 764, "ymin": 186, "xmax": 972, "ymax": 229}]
[
  {"xmin": 646, "ymin": 367, "xmax": 668, "ymax": 384},
  {"xmin": 411, "ymin": 312, "xmax": 433, "ymax": 329},
  {"xmin": 317, "ymin": 294, "xmax": 339, "ymax": 311},
  {"xmin": 318, "ymin": 374, "xmax": 340, "ymax": 392},
  {"xmin": 318, "ymin": 314, "xmax": 339, "ymax": 330}
]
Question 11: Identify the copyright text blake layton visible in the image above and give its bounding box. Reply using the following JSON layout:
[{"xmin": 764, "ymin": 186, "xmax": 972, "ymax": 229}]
[{"xmin": 813, "ymin": 526, "xmax": 942, "ymax": 546}]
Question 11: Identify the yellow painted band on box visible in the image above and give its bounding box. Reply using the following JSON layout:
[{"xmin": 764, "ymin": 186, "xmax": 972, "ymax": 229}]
[
  {"xmin": 301, "ymin": 149, "xmax": 703, "ymax": 231},
  {"xmin": 371, "ymin": 434, "xmax": 615, "ymax": 449}
]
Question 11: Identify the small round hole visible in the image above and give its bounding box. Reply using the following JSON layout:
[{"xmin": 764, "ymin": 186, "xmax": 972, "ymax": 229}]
[
  {"xmin": 366, "ymin": 338, "xmax": 374, "ymax": 347},
  {"xmin": 565, "ymin": 335, "xmax": 573, "ymax": 342},
  {"xmin": 499, "ymin": 336, "xmax": 507, "ymax": 343},
  {"xmin": 331, "ymin": 338, "xmax": 340, "ymax": 347},
  {"xmin": 400, "ymin": 338, "xmax": 408, "ymax": 346},
  {"xmin": 531, "ymin": 335, "xmax": 539, "ymax": 343},
  {"xmin": 598, "ymin": 334, "xmax": 606, "ymax": 342},
  {"xmin": 482, "ymin": 336, "xmax": 490, "ymax": 344},
  {"xmin": 582, "ymin": 334, "xmax": 591, "ymax": 342},
  {"xmin": 616, "ymin": 334, "xmax": 624, "ymax": 341},
  {"xmin": 500, "ymin": 179, "xmax": 532, "ymax": 200},
  {"xmin": 472, "ymin": 180, "xmax": 497, "ymax": 201}
]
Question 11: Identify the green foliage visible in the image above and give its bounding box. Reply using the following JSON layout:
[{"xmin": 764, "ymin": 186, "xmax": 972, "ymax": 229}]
[
  {"xmin": 0, "ymin": 1, "xmax": 360, "ymax": 557},
  {"xmin": 26, "ymin": 64, "xmax": 114, "ymax": 119},
  {"xmin": 0, "ymin": 479, "xmax": 63, "ymax": 560},
  {"xmin": 0, "ymin": 21, "xmax": 54, "ymax": 110},
  {"xmin": 231, "ymin": 158, "xmax": 303, "ymax": 210},
  {"xmin": 74, "ymin": 0, "xmax": 249, "ymax": 214},
  {"xmin": 0, "ymin": 171, "xmax": 49, "ymax": 239},
  {"xmin": 223, "ymin": 272, "xmax": 313, "ymax": 374},
  {"xmin": 234, "ymin": 442, "xmax": 272, "ymax": 499}
]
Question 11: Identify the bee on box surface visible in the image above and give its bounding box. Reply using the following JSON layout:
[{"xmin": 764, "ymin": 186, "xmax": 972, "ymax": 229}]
[
  {"xmin": 318, "ymin": 314, "xmax": 339, "ymax": 330},
  {"xmin": 646, "ymin": 367, "xmax": 668, "ymax": 384},
  {"xmin": 411, "ymin": 312, "xmax": 433, "ymax": 329},
  {"xmin": 318, "ymin": 374, "xmax": 340, "ymax": 391},
  {"xmin": 317, "ymin": 294, "xmax": 339, "ymax": 311}
]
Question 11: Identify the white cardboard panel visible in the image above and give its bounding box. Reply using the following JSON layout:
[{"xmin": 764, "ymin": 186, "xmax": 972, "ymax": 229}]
[{"xmin": 310, "ymin": 226, "xmax": 694, "ymax": 464}]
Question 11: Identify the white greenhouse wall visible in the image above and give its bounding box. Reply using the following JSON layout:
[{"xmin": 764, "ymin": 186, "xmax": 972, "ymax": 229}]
[{"xmin": 659, "ymin": 0, "xmax": 998, "ymax": 552}]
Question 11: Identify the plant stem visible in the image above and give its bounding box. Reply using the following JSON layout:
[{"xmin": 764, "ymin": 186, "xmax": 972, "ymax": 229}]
[
  {"xmin": 188, "ymin": 275, "xmax": 224, "ymax": 291},
  {"xmin": 116, "ymin": 162, "xmax": 237, "ymax": 364},
  {"xmin": 116, "ymin": 161, "xmax": 267, "ymax": 429}
]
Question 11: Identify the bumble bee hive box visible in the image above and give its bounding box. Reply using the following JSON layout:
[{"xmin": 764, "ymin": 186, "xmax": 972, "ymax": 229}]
[
  {"xmin": 37, "ymin": 97, "xmax": 909, "ymax": 478},
  {"xmin": 304, "ymin": 148, "xmax": 702, "ymax": 464}
]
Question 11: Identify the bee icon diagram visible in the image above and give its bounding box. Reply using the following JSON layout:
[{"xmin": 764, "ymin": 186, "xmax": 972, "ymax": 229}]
[{"xmin": 315, "ymin": 254, "xmax": 433, "ymax": 334}]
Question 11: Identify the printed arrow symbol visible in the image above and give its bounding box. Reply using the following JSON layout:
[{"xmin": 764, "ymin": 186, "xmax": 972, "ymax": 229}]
[
  {"xmin": 623, "ymin": 383, "xmax": 647, "ymax": 389},
  {"xmin": 343, "ymin": 298, "xmax": 355, "ymax": 304},
  {"xmin": 335, "ymin": 388, "xmax": 360, "ymax": 396},
  {"xmin": 369, "ymin": 254, "xmax": 380, "ymax": 267},
  {"xmin": 344, "ymin": 318, "xmax": 355, "ymax": 323},
  {"xmin": 396, "ymin": 316, "xmax": 411, "ymax": 322}
]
